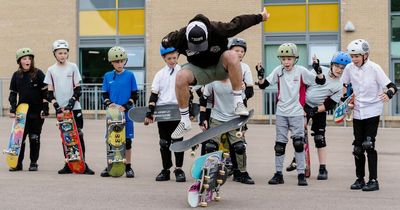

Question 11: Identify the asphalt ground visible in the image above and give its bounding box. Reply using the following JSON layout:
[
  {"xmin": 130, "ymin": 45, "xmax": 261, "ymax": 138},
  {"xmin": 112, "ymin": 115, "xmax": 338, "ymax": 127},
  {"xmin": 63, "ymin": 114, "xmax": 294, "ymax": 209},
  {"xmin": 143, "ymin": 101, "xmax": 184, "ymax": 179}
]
[{"xmin": 0, "ymin": 117, "xmax": 399, "ymax": 210}]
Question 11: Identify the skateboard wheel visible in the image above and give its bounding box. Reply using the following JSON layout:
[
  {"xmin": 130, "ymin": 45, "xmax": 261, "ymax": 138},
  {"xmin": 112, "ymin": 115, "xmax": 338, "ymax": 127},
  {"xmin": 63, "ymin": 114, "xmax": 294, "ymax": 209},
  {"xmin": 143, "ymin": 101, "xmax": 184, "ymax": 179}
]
[
  {"xmin": 219, "ymin": 170, "xmax": 225, "ymax": 176},
  {"xmin": 235, "ymin": 132, "xmax": 243, "ymax": 138},
  {"xmin": 214, "ymin": 196, "xmax": 221, "ymax": 201},
  {"xmin": 204, "ymin": 176, "xmax": 210, "ymax": 182},
  {"xmin": 190, "ymin": 151, "xmax": 196, "ymax": 157},
  {"xmin": 200, "ymin": 202, "xmax": 207, "ymax": 207},
  {"xmin": 222, "ymin": 153, "xmax": 230, "ymax": 158},
  {"xmin": 203, "ymin": 184, "xmax": 209, "ymax": 189},
  {"xmin": 217, "ymin": 179, "xmax": 223, "ymax": 184}
]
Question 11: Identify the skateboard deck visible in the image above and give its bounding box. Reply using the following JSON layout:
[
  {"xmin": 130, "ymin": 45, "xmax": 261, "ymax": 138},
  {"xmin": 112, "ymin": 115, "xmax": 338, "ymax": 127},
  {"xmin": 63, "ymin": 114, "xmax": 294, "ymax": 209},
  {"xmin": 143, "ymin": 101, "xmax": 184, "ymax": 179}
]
[
  {"xmin": 170, "ymin": 110, "xmax": 254, "ymax": 152},
  {"xmin": 128, "ymin": 103, "xmax": 200, "ymax": 123},
  {"xmin": 57, "ymin": 111, "xmax": 85, "ymax": 173},
  {"xmin": 334, "ymin": 94, "xmax": 354, "ymax": 123},
  {"xmin": 106, "ymin": 106, "xmax": 126, "ymax": 177},
  {"xmin": 304, "ymin": 126, "xmax": 311, "ymax": 178},
  {"xmin": 4, "ymin": 103, "xmax": 29, "ymax": 168}
]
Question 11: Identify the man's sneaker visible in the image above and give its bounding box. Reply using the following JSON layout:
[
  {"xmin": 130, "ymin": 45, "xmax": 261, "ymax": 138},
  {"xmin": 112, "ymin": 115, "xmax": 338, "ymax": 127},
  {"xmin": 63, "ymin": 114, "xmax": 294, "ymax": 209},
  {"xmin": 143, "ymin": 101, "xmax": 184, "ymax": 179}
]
[
  {"xmin": 232, "ymin": 169, "xmax": 241, "ymax": 182},
  {"xmin": 286, "ymin": 159, "xmax": 297, "ymax": 172},
  {"xmin": 171, "ymin": 122, "xmax": 191, "ymax": 139},
  {"xmin": 9, "ymin": 164, "xmax": 23, "ymax": 172},
  {"xmin": 126, "ymin": 167, "xmax": 135, "ymax": 178},
  {"xmin": 268, "ymin": 172, "xmax": 284, "ymax": 185},
  {"xmin": 155, "ymin": 169, "xmax": 170, "ymax": 181},
  {"xmin": 240, "ymin": 172, "xmax": 255, "ymax": 185},
  {"xmin": 298, "ymin": 173, "xmax": 308, "ymax": 186},
  {"xmin": 350, "ymin": 178, "xmax": 365, "ymax": 190},
  {"xmin": 29, "ymin": 163, "xmax": 38, "ymax": 171},
  {"xmin": 362, "ymin": 179, "xmax": 379, "ymax": 191},
  {"xmin": 317, "ymin": 168, "xmax": 328, "ymax": 180},
  {"xmin": 234, "ymin": 102, "xmax": 249, "ymax": 116},
  {"xmin": 100, "ymin": 167, "xmax": 110, "ymax": 177},
  {"xmin": 58, "ymin": 163, "xmax": 72, "ymax": 174},
  {"xmin": 174, "ymin": 168, "xmax": 186, "ymax": 182},
  {"xmin": 84, "ymin": 164, "xmax": 95, "ymax": 175}
]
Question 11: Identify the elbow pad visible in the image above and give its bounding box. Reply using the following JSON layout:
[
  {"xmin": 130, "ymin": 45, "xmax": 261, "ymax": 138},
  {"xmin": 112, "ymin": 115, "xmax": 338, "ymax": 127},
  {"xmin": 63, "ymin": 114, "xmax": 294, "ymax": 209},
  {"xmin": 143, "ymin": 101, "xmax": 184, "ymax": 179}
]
[
  {"xmin": 73, "ymin": 86, "xmax": 82, "ymax": 100},
  {"xmin": 47, "ymin": 90, "xmax": 55, "ymax": 102},
  {"xmin": 315, "ymin": 76, "xmax": 326, "ymax": 85},
  {"xmin": 149, "ymin": 92, "xmax": 159, "ymax": 104},
  {"xmin": 199, "ymin": 95, "xmax": 208, "ymax": 107},
  {"xmin": 131, "ymin": 91, "xmax": 139, "ymax": 103},
  {"xmin": 323, "ymin": 97, "xmax": 337, "ymax": 111}
]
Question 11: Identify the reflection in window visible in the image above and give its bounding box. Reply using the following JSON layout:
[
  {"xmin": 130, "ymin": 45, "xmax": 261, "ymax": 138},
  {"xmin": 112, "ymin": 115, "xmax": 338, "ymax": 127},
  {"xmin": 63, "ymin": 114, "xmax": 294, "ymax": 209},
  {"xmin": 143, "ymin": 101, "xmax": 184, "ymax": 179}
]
[
  {"xmin": 392, "ymin": 16, "xmax": 400, "ymax": 41},
  {"xmin": 395, "ymin": 63, "xmax": 400, "ymax": 85},
  {"xmin": 79, "ymin": 0, "xmax": 115, "ymax": 10},
  {"xmin": 80, "ymin": 48, "xmax": 112, "ymax": 84},
  {"xmin": 125, "ymin": 47, "xmax": 145, "ymax": 68},
  {"xmin": 119, "ymin": 0, "xmax": 145, "ymax": 8},
  {"xmin": 392, "ymin": 0, "xmax": 400, "ymax": 12}
]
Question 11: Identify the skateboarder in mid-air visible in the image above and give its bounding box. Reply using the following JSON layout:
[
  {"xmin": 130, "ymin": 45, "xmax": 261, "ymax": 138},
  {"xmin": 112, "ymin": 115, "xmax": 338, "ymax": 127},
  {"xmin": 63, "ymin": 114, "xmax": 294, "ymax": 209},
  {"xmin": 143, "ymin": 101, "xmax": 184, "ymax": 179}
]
[
  {"xmin": 161, "ymin": 9, "xmax": 270, "ymax": 140},
  {"xmin": 144, "ymin": 46, "xmax": 186, "ymax": 182},
  {"xmin": 8, "ymin": 48, "xmax": 49, "ymax": 171}
]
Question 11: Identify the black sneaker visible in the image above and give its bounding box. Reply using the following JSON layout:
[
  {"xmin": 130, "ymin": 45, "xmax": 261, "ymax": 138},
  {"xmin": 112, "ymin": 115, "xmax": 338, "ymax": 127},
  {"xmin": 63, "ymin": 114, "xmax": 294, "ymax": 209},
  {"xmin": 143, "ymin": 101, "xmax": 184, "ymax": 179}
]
[
  {"xmin": 29, "ymin": 163, "xmax": 38, "ymax": 171},
  {"xmin": 240, "ymin": 172, "xmax": 255, "ymax": 185},
  {"xmin": 126, "ymin": 167, "xmax": 135, "ymax": 178},
  {"xmin": 286, "ymin": 159, "xmax": 297, "ymax": 172},
  {"xmin": 350, "ymin": 178, "xmax": 365, "ymax": 190},
  {"xmin": 174, "ymin": 168, "xmax": 186, "ymax": 182},
  {"xmin": 9, "ymin": 164, "xmax": 23, "ymax": 172},
  {"xmin": 100, "ymin": 167, "xmax": 110, "ymax": 177},
  {"xmin": 58, "ymin": 164, "xmax": 72, "ymax": 174},
  {"xmin": 362, "ymin": 179, "xmax": 379, "ymax": 191},
  {"xmin": 268, "ymin": 172, "xmax": 284, "ymax": 185},
  {"xmin": 232, "ymin": 169, "xmax": 241, "ymax": 182},
  {"xmin": 317, "ymin": 168, "xmax": 328, "ymax": 180},
  {"xmin": 298, "ymin": 173, "xmax": 308, "ymax": 186},
  {"xmin": 84, "ymin": 164, "xmax": 95, "ymax": 175},
  {"xmin": 156, "ymin": 169, "xmax": 170, "ymax": 181}
]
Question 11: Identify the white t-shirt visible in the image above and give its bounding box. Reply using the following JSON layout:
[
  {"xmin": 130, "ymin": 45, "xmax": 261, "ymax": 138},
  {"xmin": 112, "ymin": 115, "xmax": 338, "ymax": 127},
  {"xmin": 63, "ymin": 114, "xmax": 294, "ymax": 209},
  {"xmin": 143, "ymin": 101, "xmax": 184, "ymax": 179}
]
[
  {"xmin": 44, "ymin": 62, "xmax": 82, "ymax": 110},
  {"xmin": 151, "ymin": 64, "xmax": 181, "ymax": 106},
  {"xmin": 341, "ymin": 60, "xmax": 391, "ymax": 120},
  {"xmin": 266, "ymin": 65, "xmax": 317, "ymax": 116}
]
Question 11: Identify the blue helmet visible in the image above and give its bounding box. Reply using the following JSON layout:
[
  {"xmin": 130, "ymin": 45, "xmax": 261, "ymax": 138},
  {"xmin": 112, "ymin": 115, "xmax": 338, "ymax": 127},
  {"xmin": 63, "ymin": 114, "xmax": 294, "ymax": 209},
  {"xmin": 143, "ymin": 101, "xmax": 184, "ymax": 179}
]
[
  {"xmin": 160, "ymin": 45, "xmax": 176, "ymax": 56},
  {"xmin": 331, "ymin": 51, "xmax": 351, "ymax": 65}
]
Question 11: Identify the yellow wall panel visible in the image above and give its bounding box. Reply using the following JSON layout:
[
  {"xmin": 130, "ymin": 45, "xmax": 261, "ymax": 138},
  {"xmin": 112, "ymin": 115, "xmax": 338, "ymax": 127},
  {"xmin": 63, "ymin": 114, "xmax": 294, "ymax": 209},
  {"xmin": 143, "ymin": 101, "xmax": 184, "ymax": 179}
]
[
  {"xmin": 309, "ymin": 4, "xmax": 339, "ymax": 32},
  {"xmin": 119, "ymin": 9, "xmax": 145, "ymax": 35},
  {"xmin": 264, "ymin": 5, "xmax": 306, "ymax": 33},
  {"xmin": 80, "ymin": 10, "xmax": 116, "ymax": 36}
]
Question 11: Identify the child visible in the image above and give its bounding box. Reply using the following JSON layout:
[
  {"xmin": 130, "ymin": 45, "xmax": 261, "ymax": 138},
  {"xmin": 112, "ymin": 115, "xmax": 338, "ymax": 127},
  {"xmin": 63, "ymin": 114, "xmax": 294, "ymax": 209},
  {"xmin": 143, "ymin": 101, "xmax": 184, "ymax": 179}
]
[
  {"xmin": 44, "ymin": 40, "xmax": 95, "ymax": 175},
  {"xmin": 8, "ymin": 48, "xmax": 49, "ymax": 171},
  {"xmin": 343, "ymin": 39, "xmax": 398, "ymax": 191},
  {"xmin": 256, "ymin": 43, "xmax": 325, "ymax": 186},
  {"xmin": 144, "ymin": 45, "xmax": 186, "ymax": 182},
  {"xmin": 101, "ymin": 46, "xmax": 138, "ymax": 178}
]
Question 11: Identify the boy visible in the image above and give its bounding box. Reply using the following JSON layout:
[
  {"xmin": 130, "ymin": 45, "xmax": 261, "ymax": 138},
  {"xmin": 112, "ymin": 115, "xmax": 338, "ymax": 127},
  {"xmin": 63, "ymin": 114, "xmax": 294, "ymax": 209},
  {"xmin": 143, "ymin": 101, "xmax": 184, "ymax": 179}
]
[
  {"xmin": 101, "ymin": 46, "xmax": 138, "ymax": 178},
  {"xmin": 343, "ymin": 39, "xmax": 397, "ymax": 191},
  {"xmin": 256, "ymin": 43, "xmax": 325, "ymax": 186},
  {"xmin": 44, "ymin": 40, "xmax": 95, "ymax": 175}
]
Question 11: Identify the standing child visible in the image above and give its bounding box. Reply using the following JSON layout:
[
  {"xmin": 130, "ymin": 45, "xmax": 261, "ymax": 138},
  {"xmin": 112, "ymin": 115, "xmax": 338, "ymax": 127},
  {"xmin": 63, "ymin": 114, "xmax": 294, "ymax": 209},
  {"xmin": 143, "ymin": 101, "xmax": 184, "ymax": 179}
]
[
  {"xmin": 8, "ymin": 48, "xmax": 49, "ymax": 171},
  {"xmin": 144, "ymin": 46, "xmax": 186, "ymax": 182},
  {"xmin": 44, "ymin": 40, "xmax": 95, "ymax": 175},
  {"xmin": 101, "ymin": 46, "xmax": 138, "ymax": 178},
  {"xmin": 256, "ymin": 43, "xmax": 326, "ymax": 186},
  {"xmin": 343, "ymin": 39, "xmax": 397, "ymax": 191}
]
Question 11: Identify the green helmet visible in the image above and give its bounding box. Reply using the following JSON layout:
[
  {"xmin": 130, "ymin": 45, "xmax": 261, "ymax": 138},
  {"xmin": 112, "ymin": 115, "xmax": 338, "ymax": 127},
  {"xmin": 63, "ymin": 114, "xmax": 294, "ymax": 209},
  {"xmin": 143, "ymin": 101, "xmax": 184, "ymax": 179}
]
[
  {"xmin": 16, "ymin": 48, "xmax": 34, "ymax": 63},
  {"xmin": 277, "ymin": 43, "xmax": 298, "ymax": 58},
  {"xmin": 108, "ymin": 46, "xmax": 127, "ymax": 62}
]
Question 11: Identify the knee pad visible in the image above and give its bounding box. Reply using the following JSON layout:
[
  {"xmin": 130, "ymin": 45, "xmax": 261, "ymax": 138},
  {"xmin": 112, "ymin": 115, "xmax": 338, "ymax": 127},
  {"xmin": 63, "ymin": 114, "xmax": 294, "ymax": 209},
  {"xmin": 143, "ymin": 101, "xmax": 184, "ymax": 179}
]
[
  {"xmin": 274, "ymin": 142, "xmax": 286, "ymax": 156},
  {"xmin": 204, "ymin": 140, "xmax": 218, "ymax": 154},
  {"xmin": 362, "ymin": 136, "xmax": 375, "ymax": 150},
  {"xmin": 29, "ymin": 133, "xmax": 40, "ymax": 144},
  {"xmin": 292, "ymin": 136, "xmax": 304, "ymax": 152},
  {"xmin": 233, "ymin": 141, "xmax": 246, "ymax": 155},
  {"xmin": 125, "ymin": 138, "xmax": 132, "ymax": 150},
  {"xmin": 313, "ymin": 134, "xmax": 326, "ymax": 148},
  {"xmin": 353, "ymin": 145, "xmax": 365, "ymax": 157},
  {"xmin": 159, "ymin": 139, "xmax": 169, "ymax": 149}
]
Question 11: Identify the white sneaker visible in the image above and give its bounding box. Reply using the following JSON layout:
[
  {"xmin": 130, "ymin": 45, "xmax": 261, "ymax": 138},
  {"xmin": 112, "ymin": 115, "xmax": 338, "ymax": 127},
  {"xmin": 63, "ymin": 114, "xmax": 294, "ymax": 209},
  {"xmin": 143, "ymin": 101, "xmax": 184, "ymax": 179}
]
[
  {"xmin": 234, "ymin": 102, "xmax": 249, "ymax": 116},
  {"xmin": 171, "ymin": 122, "xmax": 192, "ymax": 139}
]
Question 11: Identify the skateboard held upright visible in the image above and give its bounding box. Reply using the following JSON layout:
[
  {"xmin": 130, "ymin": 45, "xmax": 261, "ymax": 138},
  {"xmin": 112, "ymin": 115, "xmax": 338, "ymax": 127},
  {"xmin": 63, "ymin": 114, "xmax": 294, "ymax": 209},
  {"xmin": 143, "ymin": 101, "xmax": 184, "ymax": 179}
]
[{"xmin": 128, "ymin": 104, "xmax": 199, "ymax": 123}]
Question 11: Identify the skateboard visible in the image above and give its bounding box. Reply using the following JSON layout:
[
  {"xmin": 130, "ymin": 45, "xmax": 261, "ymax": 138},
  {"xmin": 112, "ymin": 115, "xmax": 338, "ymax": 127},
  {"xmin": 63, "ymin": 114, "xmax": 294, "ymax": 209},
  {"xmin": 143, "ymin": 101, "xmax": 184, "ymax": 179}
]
[
  {"xmin": 187, "ymin": 151, "xmax": 229, "ymax": 208},
  {"xmin": 334, "ymin": 93, "xmax": 354, "ymax": 124},
  {"xmin": 3, "ymin": 103, "xmax": 29, "ymax": 169},
  {"xmin": 105, "ymin": 106, "xmax": 126, "ymax": 177},
  {"xmin": 128, "ymin": 103, "xmax": 200, "ymax": 123},
  {"xmin": 56, "ymin": 111, "xmax": 85, "ymax": 173},
  {"xmin": 170, "ymin": 110, "xmax": 254, "ymax": 152},
  {"xmin": 304, "ymin": 126, "xmax": 311, "ymax": 178}
]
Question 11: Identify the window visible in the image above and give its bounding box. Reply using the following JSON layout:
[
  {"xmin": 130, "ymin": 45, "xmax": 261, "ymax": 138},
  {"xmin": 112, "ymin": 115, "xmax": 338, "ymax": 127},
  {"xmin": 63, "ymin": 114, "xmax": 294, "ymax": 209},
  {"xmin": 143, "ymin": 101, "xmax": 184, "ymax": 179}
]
[
  {"xmin": 392, "ymin": 16, "xmax": 400, "ymax": 41},
  {"xmin": 118, "ymin": 0, "xmax": 145, "ymax": 8},
  {"xmin": 79, "ymin": 0, "xmax": 115, "ymax": 10},
  {"xmin": 308, "ymin": 44, "xmax": 338, "ymax": 65},
  {"xmin": 264, "ymin": 5, "xmax": 307, "ymax": 32},
  {"xmin": 125, "ymin": 46, "xmax": 145, "ymax": 68},
  {"xmin": 308, "ymin": 4, "xmax": 339, "ymax": 32},
  {"xmin": 80, "ymin": 48, "xmax": 112, "ymax": 84},
  {"xmin": 392, "ymin": 0, "xmax": 400, "ymax": 12},
  {"xmin": 118, "ymin": 9, "xmax": 145, "ymax": 35},
  {"xmin": 79, "ymin": 10, "xmax": 117, "ymax": 36}
]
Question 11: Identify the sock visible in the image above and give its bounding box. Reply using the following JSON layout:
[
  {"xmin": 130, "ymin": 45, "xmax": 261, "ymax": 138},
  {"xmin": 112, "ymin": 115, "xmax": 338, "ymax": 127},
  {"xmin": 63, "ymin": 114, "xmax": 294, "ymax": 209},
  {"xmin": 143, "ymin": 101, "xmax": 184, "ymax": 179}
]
[
  {"xmin": 232, "ymin": 90, "xmax": 242, "ymax": 105},
  {"xmin": 179, "ymin": 107, "xmax": 190, "ymax": 128}
]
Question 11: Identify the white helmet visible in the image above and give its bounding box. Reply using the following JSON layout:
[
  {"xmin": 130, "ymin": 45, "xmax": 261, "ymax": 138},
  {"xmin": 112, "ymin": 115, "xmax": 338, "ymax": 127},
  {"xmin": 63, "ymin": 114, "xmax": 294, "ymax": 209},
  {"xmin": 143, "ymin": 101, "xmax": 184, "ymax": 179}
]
[
  {"xmin": 52, "ymin": 39, "xmax": 69, "ymax": 52},
  {"xmin": 347, "ymin": 39, "xmax": 369, "ymax": 55}
]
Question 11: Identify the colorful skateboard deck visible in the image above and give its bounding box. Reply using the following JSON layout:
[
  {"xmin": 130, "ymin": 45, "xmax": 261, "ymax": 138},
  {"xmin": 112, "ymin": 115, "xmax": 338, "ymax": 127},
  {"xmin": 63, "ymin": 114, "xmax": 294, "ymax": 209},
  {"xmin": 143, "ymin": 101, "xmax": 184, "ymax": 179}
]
[
  {"xmin": 128, "ymin": 103, "xmax": 199, "ymax": 123},
  {"xmin": 4, "ymin": 103, "xmax": 29, "ymax": 168},
  {"xmin": 106, "ymin": 106, "xmax": 126, "ymax": 177},
  {"xmin": 57, "ymin": 111, "xmax": 85, "ymax": 173},
  {"xmin": 170, "ymin": 110, "xmax": 254, "ymax": 152},
  {"xmin": 334, "ymin": 94, "xmax": 354, "ymax": 123}
]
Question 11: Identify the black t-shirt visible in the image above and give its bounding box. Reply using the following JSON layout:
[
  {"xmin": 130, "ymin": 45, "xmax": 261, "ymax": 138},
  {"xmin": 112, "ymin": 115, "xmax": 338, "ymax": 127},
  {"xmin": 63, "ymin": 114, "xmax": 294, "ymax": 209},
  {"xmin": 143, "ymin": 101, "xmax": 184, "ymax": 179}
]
[{"xmin": 9, "ymin": 69, "xmax": 46, "ymax": 117}]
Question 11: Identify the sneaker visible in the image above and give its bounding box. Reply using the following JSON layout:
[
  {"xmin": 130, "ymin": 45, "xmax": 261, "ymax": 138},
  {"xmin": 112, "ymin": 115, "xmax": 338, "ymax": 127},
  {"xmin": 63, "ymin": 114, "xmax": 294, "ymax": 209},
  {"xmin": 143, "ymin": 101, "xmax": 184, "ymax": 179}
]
[
  {"xmin": 100, "ymin": 167, "xmax": 110, "ymax": 177},
  {"xmin": 268, "ymin": 172, "xmax": 284, "ymax": 185},
  {"xmin": 126, "ymin": 167, "xmax": 135, "ymax": 178},
  {"xmin": 174, "ymin": 168, "xmax": 186, "ymax": 182},
  {"xmin": 29, "ymin": 163, "xmax": 38, "ymax": 171},
  {"xmin": 232, "ymin": 169, "xmax": 241, "ymax": 182},
  {"xmin": 171, "ymin": 122, "xmax": 191, "ymax": 139},
  {"xmin": 298, "ymin": 173, "xmax": 308, "ymax": 186},
  {"xmin": 155, "ymin": 169, "xmax": 170, "ymax": 181},
  {"xmin": 350, "ymin": 178, "xmax": 365, "ymax": 190},
  {"xmin": 58, "ymin": 163, "xmax": 72, "ymax": 174},
  {"xmin": 317, "ymin": 168, "xmax": 328, "ymax": 180},
  {"xmin": 84, "ymin": 164, "xmax": 95, "ymax": 175},
  {"xmin": 240, "ymin": 172, "xmax": 255, "ymax": 185},
  {"xmin": 286, "ymin": 159, "xmax": 297, "ymax": 172},
  {"xmin": 362, "ymin": 179, "xmax": 379, "ymax": 191},
  {"xmin": 9, "ymin": 164, "xmax": 23, "ymax": 172},
  {"xmin": 234, "ymin": 102, "xmax": 249, "ymax": 116}
]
